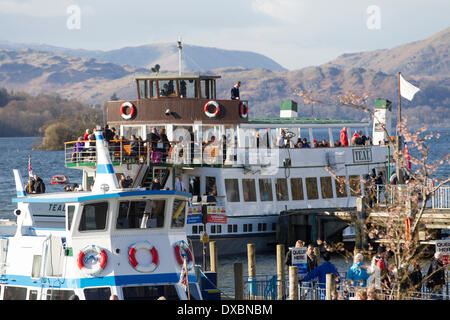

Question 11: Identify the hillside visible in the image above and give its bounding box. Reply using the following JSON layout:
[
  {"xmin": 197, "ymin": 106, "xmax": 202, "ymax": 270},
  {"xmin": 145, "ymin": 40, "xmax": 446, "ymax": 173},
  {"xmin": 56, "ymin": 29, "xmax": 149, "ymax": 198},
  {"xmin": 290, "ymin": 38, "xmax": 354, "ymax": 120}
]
[
  {"xmin": 322, "ymin": 28, "xmax": 450, "ymax": 77},
  {"xmin": 0, "ymin": 41, "xmax": 287, "ymax": 72},
  {"xmin": 0, "ymin": 28, "xmax": 448, "ymax": 130}
]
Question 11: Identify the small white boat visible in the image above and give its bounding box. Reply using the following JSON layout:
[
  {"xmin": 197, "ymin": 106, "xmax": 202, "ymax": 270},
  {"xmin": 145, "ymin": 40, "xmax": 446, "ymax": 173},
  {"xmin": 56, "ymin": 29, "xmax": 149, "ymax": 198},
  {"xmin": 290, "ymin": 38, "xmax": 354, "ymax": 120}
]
[{"xmin": 0, "ymin": 131, "xmax": 201, "ymax": 300}]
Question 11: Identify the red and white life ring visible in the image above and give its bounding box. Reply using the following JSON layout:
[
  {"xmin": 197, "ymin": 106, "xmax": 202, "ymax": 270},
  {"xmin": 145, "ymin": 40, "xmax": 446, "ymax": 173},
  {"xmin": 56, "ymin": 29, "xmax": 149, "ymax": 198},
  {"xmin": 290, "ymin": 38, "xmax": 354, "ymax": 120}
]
[
  {"xmin": 204, "ymin": 101, "xmax": 220, "ymax": 118},
  {"xmin": 239, "ymin": 101, "xmax": 248, "ymax": 119},
  {"xmin": 128, "ymin": 241, "xmax": 159, "ymax": 273},
  {"xmin": 173, "ymin": 240, "xmax": 194, "ymax": 270},
  {"xmin": 77, "ymin": 245, "xmax": 108, "ymax": 276},
  {"xmin": 120, "ymin": 102, "xmax": 136, "ymax": 120}
]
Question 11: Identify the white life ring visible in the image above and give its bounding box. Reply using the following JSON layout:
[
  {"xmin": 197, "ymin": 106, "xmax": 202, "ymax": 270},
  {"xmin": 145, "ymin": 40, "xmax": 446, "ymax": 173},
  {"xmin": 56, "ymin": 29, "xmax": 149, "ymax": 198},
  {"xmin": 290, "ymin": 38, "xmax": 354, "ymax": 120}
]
[
  {"xmin": 173, "ymin": 240, "xmax": 194, "ymax": 270},
  {"xmin": 204, "ymin": 101, "xmax": 220, "ymax": 118},
  {"xmin": 77, "ymin": 245, "xmax": 108, "ymax": 277},
  {"xmin": 128, "ymin": 241, "xmax": 159, "ymax": 273},
  {"xmin": 239, "ymin": 101, "xmax": 248, "ymax": 119},
  {"xmin": 120, "ymin": 102, "xmax": 136, "ymax": 120}
]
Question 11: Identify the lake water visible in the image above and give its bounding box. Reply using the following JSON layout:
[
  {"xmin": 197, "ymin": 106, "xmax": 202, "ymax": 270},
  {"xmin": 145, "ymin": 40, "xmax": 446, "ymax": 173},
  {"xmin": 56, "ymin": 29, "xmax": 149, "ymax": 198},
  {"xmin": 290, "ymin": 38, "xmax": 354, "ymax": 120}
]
[{"xmin": 0, "ymin": 128, "xmax": 448, "ymax": 296}]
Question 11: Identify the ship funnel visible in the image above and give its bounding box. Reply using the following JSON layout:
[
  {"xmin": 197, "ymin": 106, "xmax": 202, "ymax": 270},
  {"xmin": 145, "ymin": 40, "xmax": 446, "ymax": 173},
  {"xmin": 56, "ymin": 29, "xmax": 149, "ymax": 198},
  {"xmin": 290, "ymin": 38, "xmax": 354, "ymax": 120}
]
[
  {"xmin": 13, "ymin": 169, "xmax": 26, "ymax": 197},
  {"xmin": 92, "ymin": 131, "xmax": 119, "ymax": 192},
  {"xmin": 372, "ymin": 99, "xmax": 392, "ymax": 145}
]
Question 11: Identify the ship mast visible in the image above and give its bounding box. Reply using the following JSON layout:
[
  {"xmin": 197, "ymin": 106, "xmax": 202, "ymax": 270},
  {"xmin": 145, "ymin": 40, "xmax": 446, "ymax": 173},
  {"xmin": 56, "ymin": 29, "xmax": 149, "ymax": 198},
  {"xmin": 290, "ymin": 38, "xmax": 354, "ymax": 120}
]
[{"xmin": 177, "ymin": 36, "xmax": 183, "ymax": 76}]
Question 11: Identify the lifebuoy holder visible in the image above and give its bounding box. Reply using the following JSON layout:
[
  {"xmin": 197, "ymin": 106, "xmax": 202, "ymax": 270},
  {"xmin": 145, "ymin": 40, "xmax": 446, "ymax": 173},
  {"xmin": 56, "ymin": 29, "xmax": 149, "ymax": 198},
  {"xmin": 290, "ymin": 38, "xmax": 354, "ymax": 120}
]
[
  {"xmin": 173, "ymin": 240, "xmax": 194, "ymax": 270},
  {"xmin": 204, "ymin": 101, "xmax": 220, "ymax": 118},
  {"xmin": 77, "ymin": 245, "xmax": 108, "ymax": 276},
  {"xmin": 120, "ymin": 101, "xmax": 136, "ymax": 120},
  {"xmin": 128, "ymin": 241, "xmax": 159, "ymax": 273},
  {"xmin": 239, "ymin": 101, "xmax": 248, "ymax": 119}
]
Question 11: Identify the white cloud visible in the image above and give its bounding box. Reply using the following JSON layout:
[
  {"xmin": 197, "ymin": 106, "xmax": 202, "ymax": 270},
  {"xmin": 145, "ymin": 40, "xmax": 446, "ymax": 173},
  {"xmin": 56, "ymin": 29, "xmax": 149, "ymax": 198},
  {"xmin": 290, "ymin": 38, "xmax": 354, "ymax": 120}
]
[{"xmin": 251, "ymin": 0, "xmax": 306, "ymax": 23}]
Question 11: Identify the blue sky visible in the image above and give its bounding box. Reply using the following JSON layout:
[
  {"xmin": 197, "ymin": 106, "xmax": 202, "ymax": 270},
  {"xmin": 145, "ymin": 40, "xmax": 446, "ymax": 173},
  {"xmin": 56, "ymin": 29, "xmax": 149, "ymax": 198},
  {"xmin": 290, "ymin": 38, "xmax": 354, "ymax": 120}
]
[{"xmin": 0, "ymin": 0, "xmax": 448, "ymax": 70}]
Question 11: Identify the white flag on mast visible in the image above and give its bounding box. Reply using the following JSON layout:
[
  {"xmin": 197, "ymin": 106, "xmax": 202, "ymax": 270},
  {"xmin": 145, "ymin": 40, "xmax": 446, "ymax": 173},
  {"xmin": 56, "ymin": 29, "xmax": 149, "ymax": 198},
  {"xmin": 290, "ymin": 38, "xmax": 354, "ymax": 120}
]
[{"xmin": 399, "ymin": 74, "xmax": 420, "ymax": 101}]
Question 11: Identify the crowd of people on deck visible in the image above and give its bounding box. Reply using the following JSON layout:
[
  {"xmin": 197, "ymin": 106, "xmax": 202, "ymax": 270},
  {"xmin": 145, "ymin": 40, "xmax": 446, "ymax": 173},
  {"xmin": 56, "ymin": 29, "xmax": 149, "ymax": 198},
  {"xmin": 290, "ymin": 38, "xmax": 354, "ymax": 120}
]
[
  {"xmin": 277, "ymin": 127, "xmax": 372, "ymax": 149},
  {"xmin": 285, "ymin": 240, "xmax": 447, "ymax": 300}
]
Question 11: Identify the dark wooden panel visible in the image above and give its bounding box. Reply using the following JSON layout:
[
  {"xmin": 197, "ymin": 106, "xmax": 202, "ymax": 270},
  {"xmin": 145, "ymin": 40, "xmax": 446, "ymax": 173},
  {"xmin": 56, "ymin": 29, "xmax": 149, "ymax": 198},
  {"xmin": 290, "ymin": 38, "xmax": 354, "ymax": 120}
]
[{"xmin": 107, "ymin": 98, "xmax": 247, "ymax": 125}]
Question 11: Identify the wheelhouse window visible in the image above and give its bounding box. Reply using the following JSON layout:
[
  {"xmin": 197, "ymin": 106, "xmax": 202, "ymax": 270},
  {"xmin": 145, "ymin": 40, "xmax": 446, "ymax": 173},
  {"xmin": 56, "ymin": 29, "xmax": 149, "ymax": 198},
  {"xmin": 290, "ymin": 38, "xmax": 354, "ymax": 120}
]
[
  {"xmin": 179, "ymin": 79, "xmax": 198, "ymax": 98},
  {"xmin": 259, "ymin": 179, "xmax": 273, "ymax": 201},
  {"xmin": 225, "ymin": 179, "xmax": 240, "ymax": 202},
  {"xmin": 276, "ymin": 178, "xmax": 289, "ymax": 201},
  {"xmin": 242, "ymin": 179, "xmax": 257, "ymax": 202},
  {"xmin": 171, "ymin": 199, "xmax": 186, "ymax": 228},
  {"xmin": 79, "ymin": 202, "xmax": 108, "ymax": 231},
  {"xmin": 158, "ymin": 80, "xmax": 176, "ymax": 97},
  {"xmin": 116, "ymin": 200, "xmax": 166, "ymax": 229},
  {"xmin": 200, "ymin": 79, "xmax": 215, "ymax": 99},
  {"xmin": 291, "ymin": 178, "xmax": 304, "ymax": 200}
]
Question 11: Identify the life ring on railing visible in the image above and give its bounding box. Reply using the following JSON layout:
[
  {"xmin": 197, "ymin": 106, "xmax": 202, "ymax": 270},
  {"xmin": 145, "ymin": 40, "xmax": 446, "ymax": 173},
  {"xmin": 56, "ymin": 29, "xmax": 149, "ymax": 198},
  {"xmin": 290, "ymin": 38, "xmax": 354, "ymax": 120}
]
[
  {"xmin": 77, "ymin": 245, "xmax": 108, "ymax": 276},
  {"xmin": 120, "ymin": 102, "xmax": 136, "ymax": 120},
  {"xmin": 239, "ymin": 101, "xmax": 248, "ymax": 119},
  {"xmin": 204, "ymin": 101, "xmax": 220, "ymax": 118},
  {"xmin": 173, "ymin": 240, "xmax": 194, "ymax": 270},
  {"xmin": 128, "ymin": 241, "xmax": 159, "ymax": 273}
]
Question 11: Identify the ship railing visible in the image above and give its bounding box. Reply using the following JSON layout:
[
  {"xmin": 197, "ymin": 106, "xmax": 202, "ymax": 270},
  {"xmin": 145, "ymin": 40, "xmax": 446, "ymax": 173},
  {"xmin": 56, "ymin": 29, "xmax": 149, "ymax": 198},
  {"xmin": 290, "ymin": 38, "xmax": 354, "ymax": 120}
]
[
  {"xmin": 373, "ymin": 184, "xmax": 448, "ymax": 209},
  {"xmin": 65, "ymin": 139, "xmax": 275, "ymax": 167},
  {"xmin": 64, "ymin": 139, "xmax": 384, "ymax": 168}
]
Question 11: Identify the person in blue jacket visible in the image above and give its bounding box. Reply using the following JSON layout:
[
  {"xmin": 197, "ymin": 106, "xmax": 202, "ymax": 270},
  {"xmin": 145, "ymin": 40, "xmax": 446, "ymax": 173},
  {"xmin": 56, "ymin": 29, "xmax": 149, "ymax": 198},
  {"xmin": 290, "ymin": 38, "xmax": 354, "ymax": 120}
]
[
  {"xmin": 346, "ymin": 253, "xmax": 370, "ymax": 287},
  {"xmin": 302, "ymin": 251, "xmax": 340, "ymax": 289}
]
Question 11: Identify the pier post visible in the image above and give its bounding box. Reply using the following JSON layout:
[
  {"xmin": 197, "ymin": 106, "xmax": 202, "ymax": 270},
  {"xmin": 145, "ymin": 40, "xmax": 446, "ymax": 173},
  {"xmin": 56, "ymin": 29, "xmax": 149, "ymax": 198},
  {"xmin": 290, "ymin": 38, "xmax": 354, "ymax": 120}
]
[
  {"xmin": 355, "ymin": 197, "xmax": 368, "ymax": 252},
  {"xmin": 325, "ymin": 273, "xmax": 336, "ymax": 300},
  {"xmin": 289, "ymin": 266, "xmax": 299, "ymax": 300},
  {"xmin": 233, "ymin": 263, "xmax": 244, "ymax": 300},
  {"xmin": 276, "ymin": 244, "xmax": 285, "ymax": 300},
  {"xmin": 209, "ymin": 241, "xmax": 217, "ymax": 273},
  {"xmin": 247, "ymin": 243, "xmax": 256, "ymax": 300}
]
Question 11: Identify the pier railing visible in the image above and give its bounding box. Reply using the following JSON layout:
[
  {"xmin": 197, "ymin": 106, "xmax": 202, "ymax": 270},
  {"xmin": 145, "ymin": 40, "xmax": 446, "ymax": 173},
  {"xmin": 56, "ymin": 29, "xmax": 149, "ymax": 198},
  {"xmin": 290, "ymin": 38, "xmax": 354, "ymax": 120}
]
[
  {"xmin": 242, "ymin": 274, "xmax": 450, "ymax": 300},
  {"xmin": 374, "ymin": 184, "xmax": 449, "ymax": 210},
  {"xmin": 432, "ymin": 185, "xmax": 450, "ymax": 209}
]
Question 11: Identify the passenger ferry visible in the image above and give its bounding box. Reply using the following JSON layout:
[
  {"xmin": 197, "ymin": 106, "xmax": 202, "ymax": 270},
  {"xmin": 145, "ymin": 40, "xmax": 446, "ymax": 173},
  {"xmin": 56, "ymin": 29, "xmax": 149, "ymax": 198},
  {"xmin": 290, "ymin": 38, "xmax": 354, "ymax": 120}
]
[
  {"xmin": 64, "ymin": 52, "xmax": 392, "ymax": 256},
  {"xmin": 0, "ymin": 131, "xmax": 201, "ymax": 300}
]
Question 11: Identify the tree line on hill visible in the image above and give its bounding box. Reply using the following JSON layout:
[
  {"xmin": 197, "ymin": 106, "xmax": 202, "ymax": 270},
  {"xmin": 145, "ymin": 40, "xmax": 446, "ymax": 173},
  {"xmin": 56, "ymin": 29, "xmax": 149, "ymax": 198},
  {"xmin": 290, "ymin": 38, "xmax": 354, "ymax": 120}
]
[{"xmin": 0, "ymin": 87, "xmax": 103, "ymax": 149}]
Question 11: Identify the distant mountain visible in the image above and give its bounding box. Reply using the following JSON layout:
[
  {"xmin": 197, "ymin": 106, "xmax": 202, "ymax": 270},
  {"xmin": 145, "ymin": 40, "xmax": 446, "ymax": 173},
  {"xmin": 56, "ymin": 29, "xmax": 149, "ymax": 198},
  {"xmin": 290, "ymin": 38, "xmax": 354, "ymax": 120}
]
[
  {"xmin": 322, "ymin": 28, "xmax": 450, "ymax": 77},
  {"xmin": 0, "ymin": 28, "xmax": 448, "ymax": 128},
  {"xmin": 0, "ymin": 41, "xmax": 287, "ymax": 72}
]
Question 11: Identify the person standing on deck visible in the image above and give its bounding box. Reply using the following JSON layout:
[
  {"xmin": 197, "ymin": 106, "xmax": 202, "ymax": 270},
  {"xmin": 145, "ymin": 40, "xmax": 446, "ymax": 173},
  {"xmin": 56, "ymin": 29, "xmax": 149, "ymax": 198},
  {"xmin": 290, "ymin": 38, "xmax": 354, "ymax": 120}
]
[
  {"xmin": 175, "ymin": 175, "xmax": 186, "ymax": 192},
  {"xmin": 31, "ymin": 174, "xmax": 45, "ymax": 194},
  {"xmin": 231, "ymin": 81, "xmax": 241, "ymax": 100},
  {"xmin": 340, "ymin": 127, "xmax": 349, "ymax": 147}
]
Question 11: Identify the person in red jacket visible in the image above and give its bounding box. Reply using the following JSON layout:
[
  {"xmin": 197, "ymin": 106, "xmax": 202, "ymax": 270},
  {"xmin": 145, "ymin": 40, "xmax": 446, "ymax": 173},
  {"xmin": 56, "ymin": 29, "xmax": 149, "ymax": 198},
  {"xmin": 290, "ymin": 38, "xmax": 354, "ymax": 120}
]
[{"xmin": 340, "ymin": 127, "xmax": 349, "ymax": 147}]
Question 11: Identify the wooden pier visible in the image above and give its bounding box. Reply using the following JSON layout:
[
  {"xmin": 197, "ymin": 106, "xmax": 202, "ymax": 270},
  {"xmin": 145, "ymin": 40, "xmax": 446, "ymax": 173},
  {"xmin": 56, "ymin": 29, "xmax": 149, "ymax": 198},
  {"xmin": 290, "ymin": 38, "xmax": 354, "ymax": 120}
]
[{"xmin": 276, "ymin": 185, "xmax": 450, "ymax": 248}]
